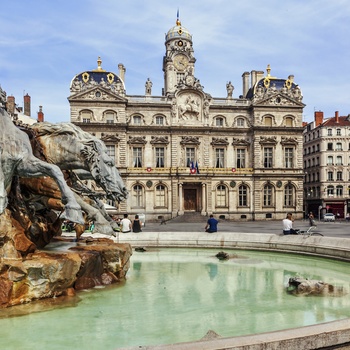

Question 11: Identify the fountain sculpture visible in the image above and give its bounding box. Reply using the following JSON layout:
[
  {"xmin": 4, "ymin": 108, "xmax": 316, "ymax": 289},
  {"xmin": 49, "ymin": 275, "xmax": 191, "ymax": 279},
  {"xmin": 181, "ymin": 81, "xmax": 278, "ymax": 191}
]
[{"xmin": 0, "ymin": 87, "xmax": 132, "ymax": 307}]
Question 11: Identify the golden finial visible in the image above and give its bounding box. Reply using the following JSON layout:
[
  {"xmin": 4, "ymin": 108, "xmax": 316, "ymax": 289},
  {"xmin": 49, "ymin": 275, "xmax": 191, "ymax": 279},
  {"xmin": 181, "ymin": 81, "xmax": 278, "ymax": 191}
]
[
  {"xmin": 266, "ymin": 64, "xmax": 271, "ymax": 77},
  {"xmin": 97, "ymin": 57, "xmax": 102, "ymax": 70}
]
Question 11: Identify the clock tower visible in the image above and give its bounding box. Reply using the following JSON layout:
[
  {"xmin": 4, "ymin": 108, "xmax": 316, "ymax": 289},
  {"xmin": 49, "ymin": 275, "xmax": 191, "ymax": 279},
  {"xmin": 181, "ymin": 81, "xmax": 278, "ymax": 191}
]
[{"xmin": 163, "ymin": 14, "xmax": 195, "ymax": 95}]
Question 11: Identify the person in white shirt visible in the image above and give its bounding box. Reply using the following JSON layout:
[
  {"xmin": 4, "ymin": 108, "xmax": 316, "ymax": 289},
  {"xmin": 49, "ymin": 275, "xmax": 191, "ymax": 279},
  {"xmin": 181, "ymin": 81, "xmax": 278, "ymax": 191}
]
[
  {"xmin": 120, "ymin": 214, "xmax": 132, "ymax": 233},
  {"xmin": 282, "ymin": 212, "xmax": 298, "ymax": 235}
]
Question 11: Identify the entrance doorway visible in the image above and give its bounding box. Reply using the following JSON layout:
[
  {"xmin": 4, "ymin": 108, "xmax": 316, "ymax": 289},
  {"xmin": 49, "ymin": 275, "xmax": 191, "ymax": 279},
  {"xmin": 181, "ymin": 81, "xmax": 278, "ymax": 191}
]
[{"xmin": 184, "ymin": 189, "xmax": 197, "ymax": 211}]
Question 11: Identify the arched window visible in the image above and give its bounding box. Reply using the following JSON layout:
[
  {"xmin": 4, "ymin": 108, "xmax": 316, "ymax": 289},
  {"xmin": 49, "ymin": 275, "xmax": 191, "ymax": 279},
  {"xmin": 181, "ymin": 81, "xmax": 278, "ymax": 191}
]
[
  {"xmin": 236, "ymin": 117, "xmax": 245, "ymax": 127},
  {"xmin": 215, "ymin": 117, "xmax": 224, "ymax": 127},
  {"xmin": 238, "ymin": 185, "xmax": 248, "ymax": 206},
  {"xmin": 284, "ymin": 184, "xmax": 294, "ymax": 207},
  {"xmin": 264, "ymin": 116, "xmax": 273, "ymax": 126},
  {"xmin": 285, "ymin": 117, "xmax": 293, "ymax": 127},
  {"xmin": 263, "ymin": 184, "xmax": 274, "ymax": 206},
  {"xmin": 132, "ymin": 185, "xmax": 144, "ymax": 208},
  {"xmin": 155, "ymin": 185, "xmax": 166, "ymax": 207},
  {"xmin": 104, "ymin": 111, "xmax": 116, "ymax": 124},
  {"xmin": 80, "ymin": 110, "xmax": 93, "ymax": 123},
  {"xmin": 133, "ymin": 115, "xmax": 142, "ymax": 125},
  {"xmin": 155, "ymin": 116, "xmax": 164, "ymax": 125},
  {"xmin": 216, "ymin": 185, "xmax": 227, "ymax": 207}
]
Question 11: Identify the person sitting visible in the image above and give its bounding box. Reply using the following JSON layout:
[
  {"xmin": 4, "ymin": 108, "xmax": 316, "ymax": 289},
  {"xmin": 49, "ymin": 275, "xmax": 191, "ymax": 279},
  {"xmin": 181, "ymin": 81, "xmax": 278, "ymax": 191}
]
[
  {"xmin": 205, "ymin": 214, "xmax": 218, "ymax": 233},
  {"xmin": 282, "ymin": 212, "xmax": 299, "ymax": 235},
  {"xmin": 132, "ymin": 214, "xmax": 142, "ymax": 233}
]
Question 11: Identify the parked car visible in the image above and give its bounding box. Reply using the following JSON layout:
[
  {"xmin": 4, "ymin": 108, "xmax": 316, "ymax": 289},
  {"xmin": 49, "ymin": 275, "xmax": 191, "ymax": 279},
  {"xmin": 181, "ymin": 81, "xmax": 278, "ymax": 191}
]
[{"xmin": 323, "ymin": 213, "xmax": 335, "ymax": 222}]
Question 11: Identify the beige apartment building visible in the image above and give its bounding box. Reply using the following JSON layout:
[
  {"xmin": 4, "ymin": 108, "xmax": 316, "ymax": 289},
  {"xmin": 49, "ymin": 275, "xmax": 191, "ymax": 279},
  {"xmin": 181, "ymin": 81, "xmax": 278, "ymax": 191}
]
[
  {"xmin": 304, "ymin": 111, "xmax": 350, "ymax": 219},
  {"xmin": 69, "ymin": 16, "xmax": 305, "ymax": 221}
]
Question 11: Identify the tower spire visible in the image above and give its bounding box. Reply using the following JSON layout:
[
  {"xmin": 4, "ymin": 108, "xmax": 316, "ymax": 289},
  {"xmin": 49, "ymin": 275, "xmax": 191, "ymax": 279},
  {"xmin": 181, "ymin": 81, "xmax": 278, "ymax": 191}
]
[{"xmin": 176, "ymin": 8, "xmax": 181, "ymax": 26}]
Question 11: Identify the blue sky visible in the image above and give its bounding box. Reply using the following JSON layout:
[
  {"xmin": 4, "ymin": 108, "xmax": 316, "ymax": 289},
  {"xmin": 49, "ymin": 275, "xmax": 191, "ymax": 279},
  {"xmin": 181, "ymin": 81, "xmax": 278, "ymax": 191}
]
[{"xmin": 1, "ymin": 0, "xmax": 350, "ymax": 123}]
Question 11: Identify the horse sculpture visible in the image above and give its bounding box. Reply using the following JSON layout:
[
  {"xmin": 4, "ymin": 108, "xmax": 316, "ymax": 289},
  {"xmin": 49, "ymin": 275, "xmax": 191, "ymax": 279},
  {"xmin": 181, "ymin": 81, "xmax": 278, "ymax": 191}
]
[
  {"xmin": 0, "ymin": 107, "xmax": 84, "ymax": 225},
  {"xmin": 25, "ymin": 122, "xmax": 128, "ymax": 237},
  {"xmin": 0, "ymin": 146, "xmax": 7, "ymax": 213},
  {"xmin": 30, "ymin": 122, "xmax": 128, "ymax": 203}
]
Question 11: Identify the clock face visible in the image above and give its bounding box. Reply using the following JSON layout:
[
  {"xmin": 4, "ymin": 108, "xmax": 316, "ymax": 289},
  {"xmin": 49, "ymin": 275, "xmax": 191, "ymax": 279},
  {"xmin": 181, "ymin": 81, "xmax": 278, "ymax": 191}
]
[{"xmin": 174, "ymin": 54, "xmax": 189, "ymax": 71}]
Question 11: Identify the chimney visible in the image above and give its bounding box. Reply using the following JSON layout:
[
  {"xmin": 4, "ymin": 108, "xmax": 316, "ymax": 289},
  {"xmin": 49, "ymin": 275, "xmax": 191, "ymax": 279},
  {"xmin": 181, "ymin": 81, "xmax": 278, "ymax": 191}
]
[
  {"xmin": 37, "ymin": 106, "xmax": 44, "ymax": 122},
  {"xmin": 118, "ymin": 63, "xmax": 126, "ymax": 83},
  {"xmin": 256, "ymin": 70, "xmax": 265, "ymax": 82},
  {"xmin": 314, "ymin": 111, "xmax": 324, "ymax": 126},
  {"xmin": 242, "ymin": 72, "xmax": 250, "ymax": 97},
  {"xmin": 7, "ymin": 95, "xmax": 15, "ymax": 115},
  {"xmin": 335, "ymin": 111, "xmax": 339, "ymax": 123},
  {"xmin": 251, "ymin": 70, "xmax": 257, "ymax": 87},
  {"xmin": 23, "ymin": 93, "xmax": 31, "ymax": 116}
]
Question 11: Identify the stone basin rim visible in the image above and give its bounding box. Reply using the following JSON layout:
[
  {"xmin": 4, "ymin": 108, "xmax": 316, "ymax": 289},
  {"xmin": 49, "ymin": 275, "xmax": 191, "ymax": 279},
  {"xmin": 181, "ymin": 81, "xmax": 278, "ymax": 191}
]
[{"xmin": 101, "ymin": 231, "xmax": 350, "ymax": 350}]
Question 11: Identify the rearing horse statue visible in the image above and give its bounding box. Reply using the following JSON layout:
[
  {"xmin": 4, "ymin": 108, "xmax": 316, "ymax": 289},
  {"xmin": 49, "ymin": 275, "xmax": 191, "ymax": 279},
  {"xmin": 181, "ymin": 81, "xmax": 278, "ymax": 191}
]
[
  {"xmin": 30, "ymin": 122, "xmax": 128, "ymax": 203},
  {"xmin": 0, "ymin": 108, "xmax": 84, "ymax": 224}
]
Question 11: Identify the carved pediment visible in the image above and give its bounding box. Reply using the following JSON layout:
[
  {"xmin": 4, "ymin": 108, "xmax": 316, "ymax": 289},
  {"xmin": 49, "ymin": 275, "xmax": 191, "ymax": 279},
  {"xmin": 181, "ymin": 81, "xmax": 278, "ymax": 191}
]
[
  {"xmin": 281, "ymin": 136, "xmax": 298, "ymax": 145},
  {"xmin": 211, "ymin": 137, "xmax": 229, "ymax": 146},
  {"xmin": 180, "ymin": 136, "xmax": 200, "ymax": 145},
  {"xmin": 232, "ymin": 137, "xmax": 251, "ymax": 146},
  {"xmin": 101, "ymin": 134, "xmax": 121, "ymax": 143},
  {"xmin": 68, "ymin": 86, "xmax": 127, "ymax": 102},
  {"xmin": 259, "ymin": 136, "xmax": 277, "ymax": 145},
  {"xmin": 252, "ymin": 92, "xmax": 304, "ymax": 107},
  {"xmin": 127, "ymin": 136, "xmax": 147, "ymax": 145},
  {"xmin": 150, "ymin": 136, "xmax": 169, "ymax": 145}
]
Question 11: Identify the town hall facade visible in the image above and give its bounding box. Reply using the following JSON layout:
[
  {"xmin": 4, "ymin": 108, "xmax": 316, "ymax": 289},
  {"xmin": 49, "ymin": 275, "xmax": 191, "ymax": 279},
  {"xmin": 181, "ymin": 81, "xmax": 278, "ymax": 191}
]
[{"xmin": 69, "ymin": 16, "xmax": 305, "ymax": 221}]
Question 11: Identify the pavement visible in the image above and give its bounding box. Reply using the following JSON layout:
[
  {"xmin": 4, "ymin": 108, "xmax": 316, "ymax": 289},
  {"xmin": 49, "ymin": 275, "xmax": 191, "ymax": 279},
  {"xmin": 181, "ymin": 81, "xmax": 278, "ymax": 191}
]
[{"xmin": 141, "ymin": 218, "xmax": 350, "ymax": 238}]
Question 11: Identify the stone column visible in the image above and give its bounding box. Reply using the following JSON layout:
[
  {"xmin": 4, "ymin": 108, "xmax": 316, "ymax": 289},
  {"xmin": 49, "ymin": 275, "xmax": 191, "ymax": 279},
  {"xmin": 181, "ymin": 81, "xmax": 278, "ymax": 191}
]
[
  {"xmin": 201, "ymin": 183, "xmax": 206, "ymax": 215},
  {"xmin": 178, "ymin": 183, "xmax": 184, "ymax": 215}
]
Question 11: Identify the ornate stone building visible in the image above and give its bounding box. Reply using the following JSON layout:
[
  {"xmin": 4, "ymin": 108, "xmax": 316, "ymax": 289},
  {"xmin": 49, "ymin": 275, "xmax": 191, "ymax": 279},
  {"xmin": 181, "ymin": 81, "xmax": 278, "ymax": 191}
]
[
  {"xmin": 304, "ymin": 111, "xmax": 350, "ymax": 219},
  {"xmin": 69, "ymin": 16, "xmax": 305, "ymax": 221}
]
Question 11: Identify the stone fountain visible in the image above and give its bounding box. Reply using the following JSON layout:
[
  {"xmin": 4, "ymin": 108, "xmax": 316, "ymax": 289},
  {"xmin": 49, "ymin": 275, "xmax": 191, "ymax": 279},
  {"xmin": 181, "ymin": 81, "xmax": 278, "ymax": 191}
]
[{"xmin": 0, "ymin": 87, "xmax": 131, "ymax": 308}]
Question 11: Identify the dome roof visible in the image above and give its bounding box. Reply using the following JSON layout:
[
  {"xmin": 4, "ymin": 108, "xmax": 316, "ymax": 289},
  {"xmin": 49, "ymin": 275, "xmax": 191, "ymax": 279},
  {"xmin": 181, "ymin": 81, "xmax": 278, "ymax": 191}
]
[
  {"xmin": 70, "ymin": 57, "xmax": 124, "ymax": 91},
  {"xmin": 165, "ymin": 18, "xmax": 192, "ymax": 43}
]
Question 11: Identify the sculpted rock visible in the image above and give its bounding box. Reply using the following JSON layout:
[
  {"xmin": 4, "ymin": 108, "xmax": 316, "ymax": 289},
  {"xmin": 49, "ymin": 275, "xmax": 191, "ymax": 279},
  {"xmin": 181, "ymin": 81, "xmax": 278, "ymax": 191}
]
[
  {"xmin": 287, "ymin": 276, "xmax": 345, "ymax": 296},
  {"xmin": 0, "ymin": 238, "xmax": 132, "ymax": 308}
]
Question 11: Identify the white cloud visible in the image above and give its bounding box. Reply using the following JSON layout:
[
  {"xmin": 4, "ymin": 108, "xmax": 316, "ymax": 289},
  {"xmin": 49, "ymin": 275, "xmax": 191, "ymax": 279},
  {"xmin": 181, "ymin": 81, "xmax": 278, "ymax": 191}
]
[{"xmin": 1, "ymin": 0, "xmax": 350, "ymax": 122}]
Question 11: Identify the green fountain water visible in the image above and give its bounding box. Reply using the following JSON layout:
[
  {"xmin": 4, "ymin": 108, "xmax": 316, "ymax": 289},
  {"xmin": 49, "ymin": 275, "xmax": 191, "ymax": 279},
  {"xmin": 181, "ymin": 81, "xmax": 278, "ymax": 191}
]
[{"xmin": 1, "ymin": 248, "xmax": 350, "ymax": 350}]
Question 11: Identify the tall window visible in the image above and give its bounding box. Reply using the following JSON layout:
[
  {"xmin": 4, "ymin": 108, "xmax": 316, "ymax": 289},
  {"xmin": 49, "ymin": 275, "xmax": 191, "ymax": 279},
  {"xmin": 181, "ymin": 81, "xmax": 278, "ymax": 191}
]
[
  {"xmin": 215, "ymin": 117, "xmax": 224, "ymax": 127},
  {"xmin": 215, "ymin": 149, "xmax": 225, "ymax": 168},
  {"xmin": 336, "ymin": 142, "xmax": 342, "ymax": 150},
  {"xmin": 216, "ymin": 185, "xmax": 227, "ymax": 207},
  {"xmin": 264, "ymin": 147, "xmax": 273, "ymax": 168},
  {"xmin": 81, "ymin": 110, "xmax": 92, "ymax": 123},
  {"xmin": 106, "ymin": 145, "xmax": 115, "ymax": 159},
  {"xmin": 186, "ymin": 147, "xmax": 195, "ymax": 167},
  {"xmin": 285, "ymin": 117, "xmax": 293, "ymax": 127},
  {"xmin": 239, "ymin": 185, "xmax": 248, "ymax": 206},
  {"xmin": 155, "ymin": 147, "xmax": 165, "ymax": 168},
  {"xmin": 132, "ymin": 185, "xmax": 144, "ymax": 207},
  {"xmin": 155, "ymin": 185, "xmax": 166, "ymax": 207},
  {"xmin": 327, "ymin": 142, "xmax": 333, "ymax": 150},
  {"xmin": 263, "ymin": 184, "xmax": 273, "ymax": 206},
  {"xmin": 264, "ymin": 116, "xmax": 272, "ymax": 126},
  {"xmin": 336, "ymin": 171, "xmax": 343, "ymax": 181},
  {"xmin": 337, "ymin": 129, "xmax": 341, "ymax": 136},
  {"xmin": 133, "ymin": 147, "xmax": 142, "ymax": 167},
  {"xmin": 133, "ymin": 115, "xmax": 142, "ymax": 125},
  {"xmin": 327, "ymin": 171, "xmax": 333, "ymax": 181},
  {"xmin": 236, "ymin": 149, "xmax": 245, "ymax": 168},
  {"xmin": 237, "ymin": 118, "xmax": 245, "ymax": 127},
  {"xmin": 336, "ymin": 185, "xmax": 343, "ymax": 196},
  {"xmin": 105, "ymin": 111, "xmax": 115, "ymax": 124},
  {"xmin": 284, "ymin": 148, "xmax": 293, "ymax": 168},
  {"xmin": 155, "ymin": 116, "xmax": 164, "ymax": 125},
  {"xmin": 327, "ymin": 129, "xmax": 332, "ymax": 136},
  {"xmin": 327, "ymin": 156, "xmax": 333, "ymax": 165},
  {"xmin": 327, "ymin": 186, "xmax": 334, "ymax": 196},
  {"xmin": 284, "ymin": 184, "xmax": 294, "ymax": 206},
  {"xmin": 336, "ymin": 156, "xmax": 342, "ymax": 165}
]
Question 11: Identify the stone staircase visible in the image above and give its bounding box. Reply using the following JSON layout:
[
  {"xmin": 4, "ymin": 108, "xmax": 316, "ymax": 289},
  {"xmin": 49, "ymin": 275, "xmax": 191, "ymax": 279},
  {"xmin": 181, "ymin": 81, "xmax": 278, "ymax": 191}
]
[{"xmin": 169, "ymin": 212, "xmax": 207, "ymax": 223}]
